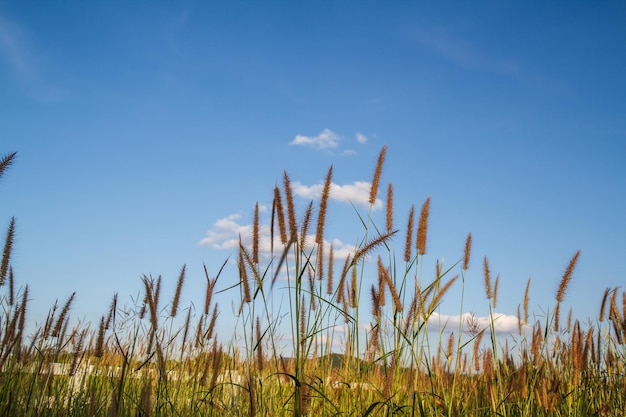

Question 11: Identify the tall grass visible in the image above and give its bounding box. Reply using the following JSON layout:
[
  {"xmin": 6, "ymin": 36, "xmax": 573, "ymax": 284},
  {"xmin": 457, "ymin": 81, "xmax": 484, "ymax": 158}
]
[{"xmin": 0, "ymin": 148, "xmax": 625, "ymax": 416}]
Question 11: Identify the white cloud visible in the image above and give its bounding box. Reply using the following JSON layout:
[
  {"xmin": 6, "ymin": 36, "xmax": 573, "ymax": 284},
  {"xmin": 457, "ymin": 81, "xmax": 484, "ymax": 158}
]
[
  {"xmin": 293, "ymin": 180, "xmax": 383, "ymax": 210},
  {"xmin": 429, "ymin": 312, "xmax": 530, "ymax": 334},
  {"xmin": 199, "ymin": 214, "xmax": 250, "ymax": 249},
  {"xmin": 356, "ymin": 132, "xmax": 367, "ymax": 144},
  {"xmin": 292, "ymin": 181, "xmax": 323, "ymax": 199},
  {"xmin": 329, "ymin": 239, "xmax": 357, "ymax": 260},
  {"xmin": 200, "ymin": 176, "xmax": 384, "ymax": 255},
  {"xmin": 199, "ymin": 207, "xmax": 359, "ymax": 271},
  {"xmin": 290, "ymin": 129, "xmax": 340, "ymax": 149},
  {"xmin": 329, "ymin": 181, "xmax": 381, "ymax": 209}
]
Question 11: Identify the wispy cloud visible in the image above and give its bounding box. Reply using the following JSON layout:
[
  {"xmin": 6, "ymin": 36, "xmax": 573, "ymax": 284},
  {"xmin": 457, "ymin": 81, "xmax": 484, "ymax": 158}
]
[
  {"xmin": 356, "ymin": 132, "xmax": 368, "ymax": 144},
  {"xmin": 0, "ymin": 16, "xmax": 33, "ymax": 76},
  {"xmin": 414, "ymin": 27, "xmax": 521, "ymax": 78},
  {"xmin": 0, "ymin": 15, "xmax": 64, "ymax": 102},
  {"xmin": 290, "ymin": 129, "xmax": 340, "ymax": 150}
]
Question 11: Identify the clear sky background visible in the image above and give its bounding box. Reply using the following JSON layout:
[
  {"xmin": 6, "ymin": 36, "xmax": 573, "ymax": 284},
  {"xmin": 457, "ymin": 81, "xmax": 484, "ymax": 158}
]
[{"xmin": 1, "ymin": 2, "xmax": 625, "ymax": 349}]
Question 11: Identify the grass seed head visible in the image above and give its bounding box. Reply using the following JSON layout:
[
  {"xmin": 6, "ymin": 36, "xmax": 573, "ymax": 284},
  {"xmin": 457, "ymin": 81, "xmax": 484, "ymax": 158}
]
[
  {"xmin": 463, "ymin": 233, "xmax": 472, "ymax": 271},
  {"xmin": 483, "ymin": 257, "xmax": 492, "ymax": 300},
  {"xmin": 556, "ymin": 250, "xmax": 581, "ymax": 303},
  {"xmin": 326, "ymin": 244, "xmax": 334, "ymax": 295},
  {"xmin": 316, "ymin": 165, "xmax": 333, "ymax": 244},
  {"xmin": 404, "ymin": 205, "xmax": 415, "ymax": 262},
  {"xmin": 416, "ymin": 196, "xmax": 430, "ymax": 255},
  {"xmin": 369, "ymin": 145, "xmax": 387, "ymax": 205},
  {"xmin": 273, "ymin": 186, "xmax": 288, "ymax": 245},
  {"xmin": 253, "ymin": 203, "xmax": 260, "ymax": 263},
  {"xmin": 283, "ymin": 171, "xmax": 298, "ymax": 242},
  {"xmin": 170, "ymin": 264, "xmax": 186, "ymax": 317},
  {"xmin": 386, "ymin": 182, "xmax": 393, "ymax": 232}
]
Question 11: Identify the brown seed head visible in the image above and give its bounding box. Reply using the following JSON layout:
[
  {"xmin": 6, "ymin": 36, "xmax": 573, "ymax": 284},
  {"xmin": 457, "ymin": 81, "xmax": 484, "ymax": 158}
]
[
  {"xmin": 337, "ymin": 254, "xmax": 351, "ymax": 304},
  {"xmin": 326, "ymin": 244, "xmax": 334, "ymax": 295},
  {"xmin": 353, "ymin": 230, "xmax": 396, "ymax": 265},
  {"xmin": 555, "ymin": 250, "xmax": 581, "ymax": 303},
  {"xmin": 369, "ymin": 145, "xmax": 387, "ymax": 204},
  {"xmin": 1, "ymin": 217, "xmax": 15, "ymax": 286},
  {"xmin": 300, "ymin": 298, "xmax": 307, "ymax": 348},
  {"xmin": 8, "ymin": 266, "xmax": 14, "ymax": 306},
  {"xmin": 429, "ymin": 275, "xmax": 458, "ymax": 314},
  {"xmin": 300, "ymin": 202, "xmax": 313, "ymax": 250},
  {"xmin": 493, "ymin": 274, "xmax": 500, "ymax": 308},
  {"xmin": 256, "ymin": 316, "xmax": 264, "ymax": 372},
  {"xmin": 473, "ymin": 330, "xmax": 485, "ymax": 373},
  {"xmin": 142, "ymin": 277, "xmax": 159, "ymax": 332},
  {"xmin": 308, "ymin": 267, "xmax": 316, "ymax": 310},
  {"xmin": 317, "ymin": 239, "xmax": 324, "ymax": 281},
  {"xmin": 386, "ymin": 183, "xmax": 393, "ymax": 232},
  {"xmin": 608, "ymin": 288, "xmax": 619, "ymax": 323},
  {"xmin": 404, "ymin": 205, "xmax": 415, "ymax": 262},
  {"xmin": 483, "ymin": 257, "xmax": 492, "ymax": 300},
  {"xmin": 416, "ymin": 196, "xmax": 431, "ymax": 255},
  {"xmin": 463, "ymin": 233, "xmax": 472, "ymax": 271},
  {"xmin": 554, "ymin": 302, "xmax": 561, "ymax": 332},
  {"xmin": 170, "ymin": 264, "xmax": 186, "ymax": 317},
  {"xmin": 523, "ymin": 278, "xmax": 531, "ymax": 324},
  {"xmin": 350, "ymin": 265, "xmax": 358, "ymax": 308},
  {"xmin": 17, "ymin": 284, "xmax": 28, "ymax": 338},
  {"xmin": 181, "ymin": 305, "xmax": 192, "ymax": 348},
  {"xmin": 95, "ymin": 316, "xmax": 106, "ymax": 358},
  {"xmin": 0, "ymin": 151, "xmax": 17, "ymax": 180},
  {"xmin": 253, "ymin": 203, "xmax": 260, "ymax": 263},
  {"xmin": 371, "ymin": 284, "xmax": 380, "ymax": 318},
  {"xmin": 239, "ymin": 238, "xmax": 251, "ymax": 305},
  {"xmin": 379, "ymin": 256, "xmax": 402, "ymax": 312},
  {"xmin": 273, "ymin": 186, "xmax": 288, "ymax": 245},
  {"xmin": 446, "ymin": 332, "xmax": 455, "ymax": 361},
  {"xmin": 316, "ymin": 166, "xmax": 333, "ymax": 244},
  {"xmin": 52, "ymin": 292, "xmax": 76, "ymax": 338},
  {"xmin": 377, "ymin": 257, "xmax": 386, "ymax": 307},
  {"xmin": 206, "ymin": 303, "xmax": 219, "ymax": 342},
  {"xmin": 283, "ymin": 171, "xmax": 297, "ymax": 241}
]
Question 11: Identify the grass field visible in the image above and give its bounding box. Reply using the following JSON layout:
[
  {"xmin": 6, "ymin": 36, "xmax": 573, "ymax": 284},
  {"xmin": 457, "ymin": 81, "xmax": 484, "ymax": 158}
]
[{"xmin": 1, "ymin": 149, "xmax": 624, "ymax": 416}]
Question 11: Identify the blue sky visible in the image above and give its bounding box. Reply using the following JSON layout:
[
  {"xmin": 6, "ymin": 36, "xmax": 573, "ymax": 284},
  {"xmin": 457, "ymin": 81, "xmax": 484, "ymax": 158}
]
[{"xmin": 1, "ymin": 2, "xmax": 625, "ymax": 350}]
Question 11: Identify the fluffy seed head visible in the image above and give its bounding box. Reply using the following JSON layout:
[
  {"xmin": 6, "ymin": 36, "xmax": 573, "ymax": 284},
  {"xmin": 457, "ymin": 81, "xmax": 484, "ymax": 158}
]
[
  {"xmin": 253, "ymin": 203, "xmax": 260, "ymax": 263},
  {"xmin": 416, "ymin": 197, "xmax": 430, "ymax": 255},
  {"xmin": 273, "ymin": 186, "xmax": 288, "ymax": 245},
  {"xmin": 326, "ymin": 244, "xmax": 334, "ymax": 295},
  {"xmin": 556, "ymin": 250, "xmax": 581, "ymax": 303},
  {"xmin": 463, "ymin": 233, "xmax": 472, "ymax": 270},
  {"xmin": 599, "ymin": 287, "xmax": 610, "ymax": 322},
  {"xmin": 170, "ymin": 264, "xmax": 186, "ymax": 317},
  {"xmin": 386, "ymin": 183, "xmax": 393, "ymax": 232},
  {"xmin": 404, "ymin": 205, "xmax": 415, "ymax": 262},
  {"xmin": 369, "ymin": 145, "xmax": 387, "ymax": 204},
  {"xmin": 316, "ymin": 166, "xmax": 333, "ymax": 244},
  {"xmin": 483, "ymin": 257, "xmax": 492, "ymax": 300},
  {"xmin": 283, "ymin": 171, "xmax": 297, "ymax": 241}
]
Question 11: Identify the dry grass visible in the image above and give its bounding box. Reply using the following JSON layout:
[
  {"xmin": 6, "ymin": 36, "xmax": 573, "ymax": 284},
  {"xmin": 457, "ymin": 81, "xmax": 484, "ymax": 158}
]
[{"xmin": 0, "ymin": 149, "xmax": 624, "ymax": 417}]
